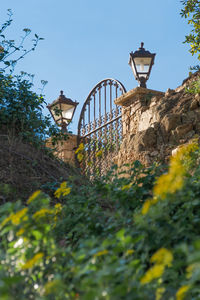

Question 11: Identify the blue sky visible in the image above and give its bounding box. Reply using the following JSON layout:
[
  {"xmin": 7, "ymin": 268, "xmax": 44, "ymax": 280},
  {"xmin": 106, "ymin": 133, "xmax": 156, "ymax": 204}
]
[{"xmin": 0, "ymin": 0, "xmax": 198, "ymax": 133}]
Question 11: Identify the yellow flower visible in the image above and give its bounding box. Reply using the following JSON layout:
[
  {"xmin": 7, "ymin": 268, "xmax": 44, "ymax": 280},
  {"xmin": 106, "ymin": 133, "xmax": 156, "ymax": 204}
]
[
  {"xmin": 153, "ymin": 141, "xmax": 199, "ymax": 199},
  {"xmin": 0, "ymin": 215, "xmax": 12, "ymax": 228},
  {"xmin": 141, "ymin": 248, "xmax": 172, "ymax": 285},
  {"xmin": 54, "ymin": 203, "xmax": 62, "ymax": 212},
  {"xmin": 27, "ymin": 190, "xmax": 41, "ymax": 204},
  {"xmin": 94, "ymin": 250, "xmax": 108, "ymax": 257},
  {"xmin": 11, "ymin": 208, "xmax": 28, "ymax": 225},
  {"xmin": 186, "ymin": 263, "xmax": 199, "ymax": 279},
  {"xmin": 22, "ymin": 252, "xmax": 44, "ymax": 269},
  {"xmin": 176, "ymin": 285, "xmax": 190, "ymax": 300},
  {"xmin": 140, "ymin": 264, "xmax": 165, "ymax": 285},
  {"xmin": 60, "ymin": 182, "xmax": 66, "ymax": 189},
  {"xmin": 77, "ymin": 153, "xmax": 84, "ymax": 162},
  {"xmin": 16, "ymin": 228, "xmax": 25, "ymax": 236},
  {"xmin": 33, "ymin": 208, "xmax": 53, "ymax": 219},
  {"xmin": 154, "ymin": 173, "xmax": 184, "ymax": 199},
  {"xmin": 125, "ymin": 249, "xmax": 134, "ymax": 256},
  {"xmin": 96, "ymin": 150, "xmax": 103, "ymax": 158},
  {"xmin": 142, "ymin": 199, "xmax": 151, "ymax": 215},
  {"xmin": 75, "ymin": 143, "xmax": 84, "ymax": 154},
  {"xmin": 121, "ymin": 183, "xmax": 132, "ymax": 191},
  {"xmin": 141, "ymin": 197, "xmax": 159, "ymax": 215},
  {"xmin": 156, "ymin": 287, "xmax": 165, "ymax": 300},
  {"xmin": 151, "ymin": 197, "xmax": 158, "ymax": 204},
  {"xmin": 54, "ymin": 181, "xmax": 71, "ymax": 199},
  {"xmin": 151, "ymin": 248, "xmax": 173, "ymax": 267}
]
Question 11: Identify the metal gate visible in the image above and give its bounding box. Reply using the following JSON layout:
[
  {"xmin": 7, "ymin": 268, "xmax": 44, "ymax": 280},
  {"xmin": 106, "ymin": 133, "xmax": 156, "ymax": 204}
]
[{"xmin": 77, "ymin": 78, "xmax": 126, "ymax": 177}]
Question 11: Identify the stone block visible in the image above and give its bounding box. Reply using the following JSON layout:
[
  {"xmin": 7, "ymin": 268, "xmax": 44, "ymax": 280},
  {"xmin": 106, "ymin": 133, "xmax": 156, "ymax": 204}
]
[
  {"xmin": 161, "ymin": 113, "xmax": 181, "ymax": 133},
  {"xmin": 185, "ymin": 130, "xmax": 195, "ymax": 139},
  {"xmin": 194, "ymin": 122, "xmax": 200, "ymax": 133},
  {"xmin": 151, "ymin": 151, "xmax": 159, "ymax": 156},
  {"xmin": 175, "ymin": 123, "xmax": 193, "ymax": 138},
  {"xmin": 130, "ymin": 102, "xmax": 142, "ymax": 114},
  {"xmin": 150, "ymin": 96, "xmax": 160, "ymax": 108},
  {"xmin": 114, "ymin": 87, "xmax": 164, "ymax": 107},
  {"xmin": 190, "ymin": 99, "xmax": 199, "ymax": 110},
  {"xmin": 165, "ymin": 88, "xmax": 175, "ymax": 97},
  {"xmin": 131, "ymin": 127, "xmax": 157, "ymax": 154},
  {"xmin": 46, "ymin": 134, "xmax": 78, "ymax": 166}
]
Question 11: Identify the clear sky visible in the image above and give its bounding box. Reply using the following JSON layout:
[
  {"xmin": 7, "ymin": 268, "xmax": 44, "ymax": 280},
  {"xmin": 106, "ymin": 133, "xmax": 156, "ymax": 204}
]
[{"xmin": 0, "ymin": 0, "xmax": 198, "ymax": 133}]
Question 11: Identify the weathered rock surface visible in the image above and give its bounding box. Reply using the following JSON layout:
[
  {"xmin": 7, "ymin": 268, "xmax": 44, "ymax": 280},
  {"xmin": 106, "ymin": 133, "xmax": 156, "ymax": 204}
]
[{"xmin": 116, "ymin": 71, "xmax": 200, "ymax": 166}]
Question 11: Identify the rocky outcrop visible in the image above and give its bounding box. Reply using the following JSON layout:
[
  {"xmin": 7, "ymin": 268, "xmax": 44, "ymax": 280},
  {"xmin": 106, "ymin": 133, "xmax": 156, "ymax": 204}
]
[{"xmin": 115, "ymin": 71, "xmax": 200, "ymax": 166}]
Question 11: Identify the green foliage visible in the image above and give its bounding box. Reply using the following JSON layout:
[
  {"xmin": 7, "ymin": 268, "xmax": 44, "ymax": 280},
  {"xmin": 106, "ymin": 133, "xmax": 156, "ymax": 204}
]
[
  {"xmin": 1, "ymin": 143, "xmax": 200, "ymax": 299},
  {"xmin": 0, "ymin": 10, "xmax": 67, "ymax": 147},
  {"xmin": 181, "ymin": 0, "xmax": 200, "ymax": 70},
  {"xmin": 0, "ymin": 9, "xmax": 44, "ymax": 73},
  {"xmin": 185, "ymin": 77, "xmax": 200, "ymax": 94}
]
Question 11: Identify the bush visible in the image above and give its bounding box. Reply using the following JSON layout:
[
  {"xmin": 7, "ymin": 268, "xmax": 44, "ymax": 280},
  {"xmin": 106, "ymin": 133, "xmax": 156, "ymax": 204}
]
[
  {"xmin": 0, "ymin": 10, "xmax": 67, "ymax": 148},
  {"xmin": 0, "ymin": 141, "xmax": 200, "ymax": 299}
]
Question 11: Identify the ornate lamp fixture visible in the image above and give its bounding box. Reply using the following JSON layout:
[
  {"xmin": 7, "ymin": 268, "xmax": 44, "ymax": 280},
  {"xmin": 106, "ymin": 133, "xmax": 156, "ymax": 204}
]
[
  {"xmin": 47, "ymin": 91, "xmax": 79, "ymax": 131},
  {"xmin": 129, "ymin": 42, "xmax": 156, "ymax": 88}
]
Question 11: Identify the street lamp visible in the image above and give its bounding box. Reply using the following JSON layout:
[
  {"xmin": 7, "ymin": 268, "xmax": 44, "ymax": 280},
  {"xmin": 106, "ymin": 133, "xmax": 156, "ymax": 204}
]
[
  {"xmin": 47, "ymin": 91, "xmax": 79, "ymax": 131},
  {"xmin": 129, "ymin": 42, "xmax": 156, "ymax": 88}
]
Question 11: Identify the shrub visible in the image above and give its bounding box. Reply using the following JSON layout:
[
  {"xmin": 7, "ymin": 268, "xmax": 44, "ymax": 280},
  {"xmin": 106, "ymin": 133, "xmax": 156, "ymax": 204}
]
[
  {"xmin": 0, "ymin": 10, "xmax": 67, "ymax": 148},
  {"xmin": 0, "ymin": 142, "xmax": 200, "ymax": 299}
]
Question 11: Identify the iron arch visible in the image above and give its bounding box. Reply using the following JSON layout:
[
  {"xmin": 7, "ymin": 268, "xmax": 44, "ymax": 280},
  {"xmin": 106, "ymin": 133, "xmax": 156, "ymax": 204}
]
[
  {"xmin": 77, "ymin": 78, "xmax": 126, "ymax": 176},
  {"xmin": 78, "ymin": 78, "xmax": 126, "ymax": 137}
]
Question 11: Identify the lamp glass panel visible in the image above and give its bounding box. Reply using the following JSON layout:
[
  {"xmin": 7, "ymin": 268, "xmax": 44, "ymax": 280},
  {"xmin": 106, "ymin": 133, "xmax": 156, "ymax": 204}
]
[
  {"xmin": 60, "ymin": 103, "xmax": 75, "ymax": 119},
  {"xmin": 130, "ymin": 60, "xmax": 137, "ymax": 77},
  {"xmin": 62, "ymin": 107, "xmax": 74, "ymax": 120},
  {"xmin": 51, "ymin": 104, "xmax": 62, "ymax": 122},
  {"xmin": 134, "ymin": 57, "xmax": 152, "ymax": 74}
]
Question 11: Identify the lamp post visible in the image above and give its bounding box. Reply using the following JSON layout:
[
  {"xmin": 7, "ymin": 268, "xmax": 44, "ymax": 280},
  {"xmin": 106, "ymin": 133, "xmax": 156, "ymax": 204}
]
[
  {"xmin": 129, "ymin": 42, "xmax": 156, "ymax": 88},
  {"xmin": 47, "ymin": 91, "xmax": 79, "ymax": 131}
]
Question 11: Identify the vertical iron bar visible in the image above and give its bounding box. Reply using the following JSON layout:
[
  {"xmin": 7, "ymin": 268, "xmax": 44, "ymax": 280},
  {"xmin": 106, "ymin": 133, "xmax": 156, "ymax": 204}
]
[
  {"xmin": 115, "ymin": 84, "xmax": 119, "ymax": 116},
  {"xmin": 104, "ymin": 82, "xmax": 106, "ymax": 120},
  {"xmin": 88, "ymin": 100, "xmax": 90, "ymax": 124},
  {"xmin": 94, "ymin": 93, "xmax": 96, "ymax": 121},
  {"xmin": 83, "ymin": 110, "xmax": 85, "ymax": 127},
  {"xmin": 110, "ymin": 81, "xmax": 112, "ymax": 113},
  {"xmin": 109, "ymin": 81, "xmax": 113, "ymax": 159},
  {"xmin": 99, "ymin": 86, "xmax": 101, "ymax": 118}
]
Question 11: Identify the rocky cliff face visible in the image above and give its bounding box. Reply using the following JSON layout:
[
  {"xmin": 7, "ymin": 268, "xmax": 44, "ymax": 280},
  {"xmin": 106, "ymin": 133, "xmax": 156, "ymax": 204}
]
[{"xmin": 116, "ymin": 71, "xmax": 200, "ymax": 166}]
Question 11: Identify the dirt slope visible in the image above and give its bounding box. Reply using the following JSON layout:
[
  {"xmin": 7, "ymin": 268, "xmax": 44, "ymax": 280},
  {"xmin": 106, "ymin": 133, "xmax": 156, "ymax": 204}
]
[{"xmin": 0, "ymin": 135, "xmax": 83, "ymax": 202}]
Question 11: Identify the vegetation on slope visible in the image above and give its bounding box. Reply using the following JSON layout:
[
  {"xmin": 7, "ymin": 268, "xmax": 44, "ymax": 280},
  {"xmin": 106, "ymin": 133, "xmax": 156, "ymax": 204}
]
[
  {"xmin": 0, "ymin": 10, "xmax": 81, "ymax": 200},
  {"xmin": 0, "ymin": 141, "xmax": 200, "ymax": 299}
]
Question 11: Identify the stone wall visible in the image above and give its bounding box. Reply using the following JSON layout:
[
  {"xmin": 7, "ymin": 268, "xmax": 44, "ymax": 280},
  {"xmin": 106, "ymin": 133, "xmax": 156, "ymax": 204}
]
[
  {"xmin": 46, "ymin": 134, "xmax": 78, "ymax": 165},
  {"xmin": 115, "ymin": 71, "xmax": 200, "ymax": 167}
]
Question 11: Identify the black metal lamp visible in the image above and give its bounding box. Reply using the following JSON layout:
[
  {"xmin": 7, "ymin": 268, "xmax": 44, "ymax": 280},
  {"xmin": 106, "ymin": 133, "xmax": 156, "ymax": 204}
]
[
  {"xmin": 129, "ymin": 42, "xmax": 156, "ymax": 88},
  {"xmin": 47, "ymin": 91, "xmax": 79, "ymax": 131}
]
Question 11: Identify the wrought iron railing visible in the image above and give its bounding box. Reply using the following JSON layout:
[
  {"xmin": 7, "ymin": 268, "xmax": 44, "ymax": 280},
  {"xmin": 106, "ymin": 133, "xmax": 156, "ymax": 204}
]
[{"xmin": 77, "ymin": 78, "xmax": 126, "ymax": 177}]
